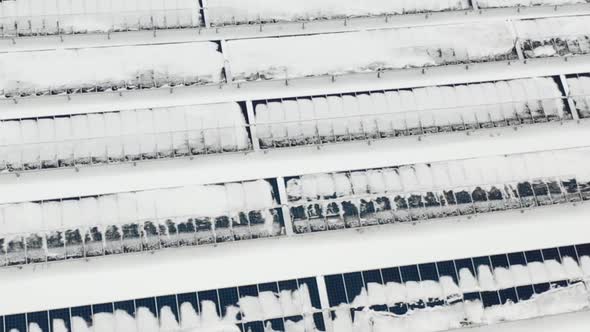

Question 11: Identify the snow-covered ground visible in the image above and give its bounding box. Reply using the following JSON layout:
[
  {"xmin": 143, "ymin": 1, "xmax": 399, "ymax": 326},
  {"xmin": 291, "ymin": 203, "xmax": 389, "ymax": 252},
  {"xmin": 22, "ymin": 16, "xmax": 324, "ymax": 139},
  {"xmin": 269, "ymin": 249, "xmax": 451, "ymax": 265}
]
[
  {"xmin": 0, "ymin": 0, "xmax": 202, "ymax": 35},
  {"xmin": 205, "ymin": 0, "xmax": 471, "ymax": 26},
  {"xmin": 254, "ymin": 77, "xmax": 567, "ymax": 148},
  {"xmin": 226, "ymin": 22, "xmax": 516, "ymax": 81},
  {"xmin": 0, "ymin": 102, "xmax": 250, "ymax": 171},
  {"xmin": 0, "ymin": 41, "xmax": 224, "ymax": 97}
]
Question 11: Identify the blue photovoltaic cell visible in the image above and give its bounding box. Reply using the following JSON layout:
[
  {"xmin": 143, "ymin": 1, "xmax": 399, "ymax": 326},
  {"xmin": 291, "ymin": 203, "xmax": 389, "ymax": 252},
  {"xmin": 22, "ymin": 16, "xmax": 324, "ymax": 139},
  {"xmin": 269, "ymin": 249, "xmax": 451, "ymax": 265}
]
[
  {"xmin": 381, "ymin": 267, "xmax": 402, "ymax": 283},
  {"xmin": 135, "ymin": 297, "xmax": 157, "ymax": 316},
  {"xmin": 559, "ymin": 245, "xmax": 579, "ymax": 261},
  {"xmin": 156, "ymin": 295, "xmax": 179, "ymax": 321},
  {"xmin": 297, "ymin": 278, "xmax": 321, "ymax": 310},
  {"xmin": 114, "ymin": 300, "xmax": 135, "ymax": 316},
  {"xmin": 576, "ymin": 243, "xmax": 590, "ymax": 257},
  {"xmin": 0, "ymin": 316, "xmax": 4, "ymax": 332},
  {"xmin": 490, "ymin": 254, "xmax": 510, "ymax": 268},
  {"xmin": 70, "ymin": 306, "xmax": 92, "ymax": 325},
  {"xmin": 400, "ymin": 265, "xmax": 420, "ymax": 282},
  {"xmin": 4, "ymin": 314, "xmax": 26, "ymax": 332},
  {"xmin": 50, "ymin": 309, "xmax": 71, "ymax": 332},
  {"xmin": 525, "ymin": 249, "xmax": 544, "ymax": 263},
  {"xmin": 265, "ymin": 318, "xmax": 284, "ymax": 331},
  {"xmin": 92, "ymin": 303, "xmax": 114, "ymax": 314},
  {"xmin": 198, "ymin": 290, "xmax": 220, "ymax": 316},
  {"xmin": 278, "ymin": 279, "xmax": 298, "ymax": 292},
  {"xmin": 258, "ymin": 282, "xmax": 279, "ymax": 294},
  {"xmin": 454, "ymin": 258, "xmax": 476, "ymax": 276},
  {"xmin": 177, "ymin": 292, "xmax": 199, "ymax": 324},
  {"xmin": 362, "ymin": 270, "xmax": 383, "ymax": 285},
  {"xmin": 313, "ymin": 312, "xmax": 326, "ymax": 331},
  {"xmin": 243, "ymin": 320, "xmax": 264, "ymax": 332},
  {"xmin": 343, "ymin": 272, "xmax": 364, "ymax": 305},
  {"xmin": 542, "ymin": 248, "xmax": 562, "ymax": 262},
  {"xmin": 324, "ymin": 274, "xmax": 347, "ymax": 307},
  {"xmin": 27, "ymin": 311, "xmax": 50, "ymax": 332},
  {"xmin": 217, "ymin": 287, "xmax": 240, "ymax": 319},
  {"xmin": 418, "ymin": 263, "xmax": 439, "ymax": 281},
  {"xmin": 436, "ymin": 260, "xmax": 459, "ymax": 282},
  {"xmin": 499, "ymin": 288, "xmax": 519, "ymax": 304}
]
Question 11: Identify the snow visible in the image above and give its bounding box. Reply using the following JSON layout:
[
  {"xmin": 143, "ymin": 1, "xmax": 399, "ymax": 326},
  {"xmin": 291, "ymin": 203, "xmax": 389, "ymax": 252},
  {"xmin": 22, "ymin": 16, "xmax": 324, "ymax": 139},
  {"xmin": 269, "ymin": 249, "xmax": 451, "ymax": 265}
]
[
  {"xmin": 477, "ymin": 0, "xmax": 587, "ymax": 8},
  {"xmin": 227, "ymin": 22, "xmax": 515, "ymax": 81},
  {"xmin": 285, "ymin": 147, "xmax": 590, "ymax": 202},
  {"xmin": 0, "ymin": 0, "xmax": 201, "ymax": 35},
  {"xmin": 1, "ymin": 102, "xmax": 249, "ymax": 170},
  {"xmin": 0, "ymin": 179, "xmax": 275, "ymax": 237},
  {"xmin": 332, "ymin": 281, "xmax": 590, "ymax": 331},
  {"xmin": 206, "ymin": 0, "xmax": 471, "ymax": 25},
  {"xmin": 567, "ymin": 76, "xmax": 590, "ymax": 118},
  {"xmin": 0, "ymin": 42, "xmax": 224, "ymax": 97},
  {"xmin": 514, "ymin": 16, "xmax": 590, "ymax": 58},
  {"xmin": 254, "ymin": 77, "xmax": 565, "ymax": 147}
]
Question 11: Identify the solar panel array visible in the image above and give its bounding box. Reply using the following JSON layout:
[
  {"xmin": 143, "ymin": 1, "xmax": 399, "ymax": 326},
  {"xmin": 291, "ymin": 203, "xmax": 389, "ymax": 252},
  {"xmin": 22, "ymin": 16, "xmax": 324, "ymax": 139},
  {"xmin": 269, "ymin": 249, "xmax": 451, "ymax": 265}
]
[
  {"xmin": 2, "ymin": 147, "xmax": 590, "ymax": 267},
  {"xmin": 4, "ymin": 74, "xmax": 590, "ymax": 174},
  {"xmin": 1, "ymin": 243, "xmax": 588, "ymax": 332}
]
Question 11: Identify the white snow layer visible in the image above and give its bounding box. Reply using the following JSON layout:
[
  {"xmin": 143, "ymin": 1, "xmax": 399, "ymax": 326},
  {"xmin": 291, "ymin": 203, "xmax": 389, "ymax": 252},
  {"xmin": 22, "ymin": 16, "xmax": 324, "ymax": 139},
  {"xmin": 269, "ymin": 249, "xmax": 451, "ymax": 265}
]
[
  {"xmin": 206, "ymin": 0, "xmax": 470, "ymax": 25},
  {"xmin": 336, "ymin": 282, "xmax": 590, "ymax": 332},
  {"xmin": 514, "ymin": 16, "xmax": 590, "ymax": 41},
  {"xmin": 567, "ymin": 76, "xmax": 590, "ymax": 117},
  {"xmin": 0, "ymin": 42, "xmax": 224, "ymax": 96},
  {"xmin": 0, "ymin": 0, "xmax": 201, "ymax": 34},
  {"xmin": 34, "ymin": 283, "xmax": 316, "ymax": 332},
  {"xmin": 0, "ymin": 179, "xmax": 275, "ymax": 235},
  {"xmin": 226, "ymin": 22, "xmax": 515, "ymax": 81},
  {"xmin": 286, "ymin": 147, "xmax": 590, "ymax": 201},
  {"xmin": 477, "ymin": 0, "xmax": 586, "ymax": 8},
  {"xmin": 0, "ymin": 102, "xmax": 250, "ymax": 168},
  {"xmin": 254, "ymin": 77, "xmax": 564, "ymax": 144}
]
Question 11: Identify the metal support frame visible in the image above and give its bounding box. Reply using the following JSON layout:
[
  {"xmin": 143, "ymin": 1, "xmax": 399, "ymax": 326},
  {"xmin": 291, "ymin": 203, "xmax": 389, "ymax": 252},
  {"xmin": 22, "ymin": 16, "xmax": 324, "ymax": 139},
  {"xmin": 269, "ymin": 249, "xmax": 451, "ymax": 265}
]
[{"xmin": 277, "ymin": 176, "xmax": 294, "ymax": 236}]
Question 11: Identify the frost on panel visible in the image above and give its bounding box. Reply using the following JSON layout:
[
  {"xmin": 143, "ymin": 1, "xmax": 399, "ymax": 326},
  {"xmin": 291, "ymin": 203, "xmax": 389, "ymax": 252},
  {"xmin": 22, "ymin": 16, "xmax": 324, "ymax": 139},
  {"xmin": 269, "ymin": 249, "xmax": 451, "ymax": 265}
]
[
  {"xmin": 0, "ymin": 179, "xmax": 283, "ymax": 266},
  {"xmin": 514, "ymin": 16, "xmax": 590, "ymax": 58},
  {"xmin": 206, "ymin": 0, "xmax": 470, "ymax": 25},
  {"xmin": 477, "ymin": 0, "xmax": 587, "ymax": 8},
  {"xmin": 253, "ymin": 77, "xmax": 566, "ymax": 149},
  {"xmin": 0, "ymin": 0, "xmax": 202, "ymax": 36},
  {"xmin": 226, "ymin": 22, "xmax": 516, "ymax": 81},
  {"xmin": 284, "ymin": 148, "xmax": 590, "ymax": 234},
  {"xmin": 0, "ymin": 42, "xmax": 225, "ymax": 98},
  {"xmin": 0, "ymin": 102, "xmax": 250, "ymax": 172}
]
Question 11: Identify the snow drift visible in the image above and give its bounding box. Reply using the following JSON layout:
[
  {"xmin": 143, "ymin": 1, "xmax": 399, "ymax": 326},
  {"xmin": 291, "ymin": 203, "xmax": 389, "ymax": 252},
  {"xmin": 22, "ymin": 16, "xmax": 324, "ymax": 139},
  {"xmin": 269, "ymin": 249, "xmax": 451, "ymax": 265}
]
[
  {"xmin": 0, "ymin": 0, "xmax": 202, "ymax": 36},
  {"xmin": 254, "ymin": 77, "xmax": 566, "ymax": 148},
  {"xmin": 226, "ymin": 22, "xmax": 516, "ymax": 81},
  {"xmin": 0, "ymin": 42, "xmax": 224, "ymax": 97},
  {"xmin": 206, "ymin": 0, "xmax": 470, "ymax": 25},
  {"xmin": 0, "ymin": 102, "xmax": 250, "ymax": 171}
]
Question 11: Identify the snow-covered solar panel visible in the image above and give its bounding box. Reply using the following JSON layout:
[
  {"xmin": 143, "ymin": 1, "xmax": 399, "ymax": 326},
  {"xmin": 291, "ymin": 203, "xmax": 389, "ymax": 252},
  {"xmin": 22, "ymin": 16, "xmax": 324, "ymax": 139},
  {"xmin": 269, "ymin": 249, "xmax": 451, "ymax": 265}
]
[
  {"xmin": 206, "ymin": 0, "xmax": 471, "ymax": 26},
  {"xmin": 0, "ymin": 277, "xmax": 326, "ymax": 332},
  {"xmin": 567, "ymin": 74, "xmax": 590, "ymax": 118},
  {"xmin": 325, "ymin": 243, "xmax": 590, "ymax": 330},
  {"xmin": 0, "ymin": 179, "xmax": 282, "ymax": 266},
  {"xmin": 514, "ymin": 16, "xmax": 590, "ymax": 58},
  {"xmin": 476, "ymin": 0, "xmax": 588, "ymax": 8},
  {"xmin": 2, "ymin": 243, "xmax": 589, "ymax": 332},
  {"xmin": 0, "ymin": 102, "xmax": 250, "ymax": 172},
  {"xmin": 0, "ymin": 0, "xmax": 202, "ymax": 36},
  {"xmin": 0, "ymin": 42, "xmax": 224, "ymax": 98},
  {"xmin": 254, "ymin": 77, "xmax": 567, "ymax": 148},
  {"xmin": 285, "ymin": 148, "xmax": 590, "ymax": 233},
  {"xmin": 226, "ymin": 22, "xmax": 517, "ymax": 81}
]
